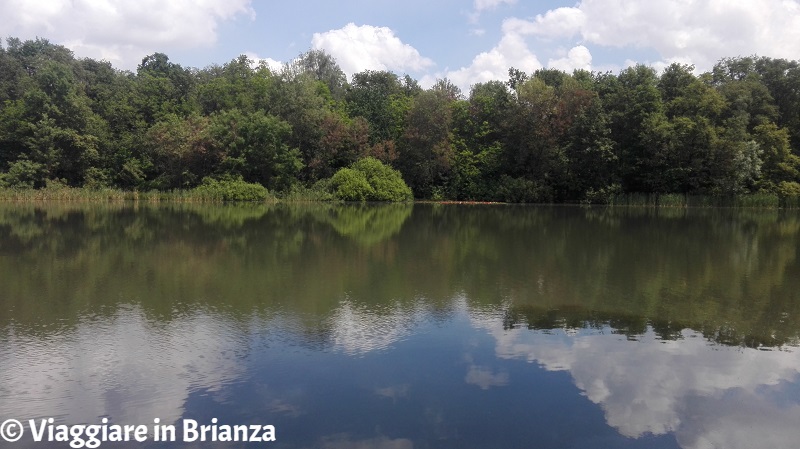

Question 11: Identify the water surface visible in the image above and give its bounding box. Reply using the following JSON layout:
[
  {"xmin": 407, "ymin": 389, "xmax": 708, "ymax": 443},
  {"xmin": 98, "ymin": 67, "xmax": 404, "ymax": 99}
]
[{"xmin": 1, "ymin": 203, "xmax": 799, "ymax": 448}]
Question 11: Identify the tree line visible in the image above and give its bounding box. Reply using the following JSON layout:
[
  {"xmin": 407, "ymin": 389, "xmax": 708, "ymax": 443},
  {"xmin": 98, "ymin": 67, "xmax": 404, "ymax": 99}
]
[{"xmin": 1, "ymin": 37, "xmax": 800, "ymax": 202}]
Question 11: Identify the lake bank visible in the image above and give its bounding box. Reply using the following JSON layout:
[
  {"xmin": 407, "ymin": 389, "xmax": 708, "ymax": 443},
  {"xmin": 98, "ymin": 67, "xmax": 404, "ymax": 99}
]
[{"xmin": 2, "ymin": 185, "xmax": 800, "ymax": 208}]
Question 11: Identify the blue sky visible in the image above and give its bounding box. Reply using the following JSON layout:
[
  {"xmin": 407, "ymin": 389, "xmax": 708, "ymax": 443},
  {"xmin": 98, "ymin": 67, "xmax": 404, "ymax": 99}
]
[{"xmin": 2, "ymin": 0, "xmax": 800, "ymax": 91}]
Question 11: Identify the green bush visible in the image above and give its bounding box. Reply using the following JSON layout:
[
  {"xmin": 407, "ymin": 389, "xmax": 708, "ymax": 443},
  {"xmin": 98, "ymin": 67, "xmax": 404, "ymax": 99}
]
[
  {"xmin": 330, "ymin": 168, "xmax": 374, "ymax": 201},
  {"xmin": 0, "ymin": 159, "xmax": 46, "ymax": 189},
  {"xmin": 281, "ymin": 181, "xmax": 336, "ymax": 202},
  {"xmin": 778, "ymin": 181, "xmax": 800, "ymax": 208},
  {"xmin": 329, "ymin": 157, "xmax": 412, "ymax": 202},
  {"xmin": 778, "ymin": 181, "xmax": 800, "ymax": 198},
  {"xmin": 193, "ymin": 177, "xmax": 270, "ymax": 202}
]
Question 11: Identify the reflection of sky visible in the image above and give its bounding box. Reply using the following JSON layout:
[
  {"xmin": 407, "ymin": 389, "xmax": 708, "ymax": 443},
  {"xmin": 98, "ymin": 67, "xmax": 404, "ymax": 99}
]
[
  {"xmin": 328, "ymin": 299, "xmax": 425, "ymax": 355},
  {"xmin": 3, "ymin": 297, "xmax": 800, "ymax": 449},
  {"xmin": 470, "ymin": 314, "xmax": 800, "ymax": 449},
  {"xmin": 0, "ymin": 306, "xmax": 245, "ymax": 426},
  {"xmin": 314, "ymin": 435, "xmax": 414, "ymax": 449}
]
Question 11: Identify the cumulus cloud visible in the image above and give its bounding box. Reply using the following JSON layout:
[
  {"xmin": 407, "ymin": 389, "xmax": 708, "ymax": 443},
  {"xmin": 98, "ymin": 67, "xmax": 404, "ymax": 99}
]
[
  {"xmin": 469, "ymin": 0, "xmax": 518, "ymax": 23},
  {"xmin": 425, "ymin": 31, "xmax": 541, "ymax": 93},
  {"xmin": 548, "ymin": 45, "xmax": 593, "ymax": 72},
  {"xmin": 0, "ymin": 0, "xmax": 254, "ymax": 69},
  {"xmin": 474, "ymin": 0, "xmax": 517, "ymax": 12},
  {"xmin": 244, "ymin": 52, "xmax": 284, "ymax": 72},
  {"xmin": 510, "ymin": 0, "xmax": 800, "ymax": 71},
  {"xmin": 311, "ymin": 23, "xmax": 434, "ymax": 77}
]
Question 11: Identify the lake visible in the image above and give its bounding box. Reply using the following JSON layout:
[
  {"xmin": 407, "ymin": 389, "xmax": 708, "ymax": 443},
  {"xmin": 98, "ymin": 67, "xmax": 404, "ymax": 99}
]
[{"xmin": 1, "ymin": 203, "xmax": 799, "ymax": 448}]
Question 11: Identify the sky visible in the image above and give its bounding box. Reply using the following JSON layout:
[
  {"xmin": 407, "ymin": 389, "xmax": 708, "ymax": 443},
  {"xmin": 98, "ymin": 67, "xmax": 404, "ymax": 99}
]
[{"xmin": 2, "ymin": 0, "xmax": 800, "ymax": 92}]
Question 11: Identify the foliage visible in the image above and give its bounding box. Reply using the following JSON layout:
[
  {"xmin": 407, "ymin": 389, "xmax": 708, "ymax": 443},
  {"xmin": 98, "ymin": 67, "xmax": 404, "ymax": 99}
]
[
  {"xmin": 329, "ymin": 157, "xmax": 412, "ymax": 202},
  {"xmin": 0, "ymin": 159, "xmax": 45, "ymax": 188},
  {"xmin": 330, "ymin": 168, "xmax": 374, "ymax": 201},
  {"xmin": 193, "ymin": 176, "xmax": 271, "ymax": 202},
  {"xmin": 2, "ymin": 36, "xmax": 800, "ymax": 203},
  {"xmin": 778, "ymin": 181, "xmax": 800, "ymax": 198}
]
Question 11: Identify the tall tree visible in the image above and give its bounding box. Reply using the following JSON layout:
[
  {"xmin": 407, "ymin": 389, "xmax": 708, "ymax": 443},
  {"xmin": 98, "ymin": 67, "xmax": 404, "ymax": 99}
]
[
  {"xmin": 134, "ymin": 53, "xmax": 197, "ymax": 125},
  {"xmin": 397, "ymin": 89, "xmax": 455, "ymax": 197},
  {"xmin": 284, "ymin": 49, "xmax": 348, "ymax": 101},
  {"xmin": 603, "ymin": 64, "xmax": 667, "ymax": 192}
]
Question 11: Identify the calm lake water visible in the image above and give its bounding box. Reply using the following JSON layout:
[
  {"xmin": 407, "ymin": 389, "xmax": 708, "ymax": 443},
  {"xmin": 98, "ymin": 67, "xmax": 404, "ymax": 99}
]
[{"xmin": 1, "ymin": 203, "xmax": 799, "ymax": 448}]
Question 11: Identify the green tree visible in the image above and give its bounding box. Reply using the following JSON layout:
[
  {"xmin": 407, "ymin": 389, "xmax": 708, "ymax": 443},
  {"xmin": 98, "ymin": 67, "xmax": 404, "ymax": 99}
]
[
  {"xmin": 449, "ymin": 81, "xmax": 510, "ymax": 200},
  {"xmin": 0, "ymin": 45, "xmax": 102, "ymax": 186},
  {"xmin": 602, "ymin": 64, "xmax": 667, "ymax": 193},
  {"xmin": 134, "ymin": 53, "xmax": 197, "ymax": 125},
  {"xmin": 562, "ymin": 91, "xmax": 618, "ymax": 202},
  {"xmin": 753, "ymin": 122, "xmax": 797, "ymax": 189},
  {"xmin": 209, "ymin": 109, "xmax": 303, "ymax": 192},
  {"xmin": 195, "ymin": 55, "xmax": 273, "ymax": 115},
  {"xmin": 755, "ymin": 57, "xmax": 800, "ymax": 151},
  {"xmin": 308, "ymin": 112, "xmax": 370, "ymax": 181},
  {"xmin": 144, "ymin": 113, "xmax": 216, "ymax": 188},
  {"xmin": 397, "ymin": 89, "xmax": 455, "ymax": 198},
  {"xmin": 266, "ymin": 72, "xmax": 332, "ymax": 181},
  {"xmin": 284, "ymin": 49, "xmax": 348, "ymax": 101},
  {"xmin": 346, "ymin": 70, "xmax": 411, "ymax": 145}
]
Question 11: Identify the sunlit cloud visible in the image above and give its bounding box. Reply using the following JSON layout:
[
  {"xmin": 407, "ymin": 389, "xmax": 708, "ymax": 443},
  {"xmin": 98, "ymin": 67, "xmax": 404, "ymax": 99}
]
[
  {"xmin": 469, "ymin": 0, "xmax": 518, "ymax": 23},
  {"xmin": 508, "ymin": 0, "xmax": 800, "ymax": 71},
  {"xmin": 425, "ymin": 31, "xmax": 541, "ymax": 92},
  {"xmin": 547, "ymin": 45, "xmax": 593, "ymax": 72},
  {"xmin": 311, "ymin": 23, "xmax": 434, "ymax": 77},
  {"xmin": 0, "ymin": 0, "xmax": 255, "ymax": 69}
]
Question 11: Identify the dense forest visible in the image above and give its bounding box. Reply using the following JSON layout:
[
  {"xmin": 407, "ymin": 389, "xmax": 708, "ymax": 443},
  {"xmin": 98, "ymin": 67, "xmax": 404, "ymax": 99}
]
[{"xmin": 1, "ymin": 37, "xmax": 800, "ymax": 203}]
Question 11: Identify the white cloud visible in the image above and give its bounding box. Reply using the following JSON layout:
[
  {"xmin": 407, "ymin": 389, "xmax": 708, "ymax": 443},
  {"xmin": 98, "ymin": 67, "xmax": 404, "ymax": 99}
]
[
  {"xmin": 548, "ymin": 45, "xmax": 593, "ymax": 72},
  {"xmin": 474, "ymin": 0, "xmax": 517, "ymax": 12},
  {"xmin": 244, "ymin": 52, "xmax": 284, "ymax": 73},
  {"xmin": 0, "ymin": 0, "xmax": 254, "ymax": 69},
  {"xmin": 311, "ymin": 23, "xmax": 434, "ymax": 77},
  {"xmin": 512, "ymin": 0, "xmax": 800, "ymax": 71},
  {"xmin": 504, "ymin": 8, "xmax": 586, "ymax": 38},
  {"xmin": 426, "ymin": 31, "xmax": 541, "ymax": 93},
  {"xmin": 469, "ymin": 0, "xmax": 518, "ymax": 23}
]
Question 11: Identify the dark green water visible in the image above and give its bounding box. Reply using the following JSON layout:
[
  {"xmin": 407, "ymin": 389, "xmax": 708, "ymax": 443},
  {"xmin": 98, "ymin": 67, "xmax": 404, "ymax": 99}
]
[{"xmin": 1, "ymin": 203, "xmax": 799, "ymax": 448}]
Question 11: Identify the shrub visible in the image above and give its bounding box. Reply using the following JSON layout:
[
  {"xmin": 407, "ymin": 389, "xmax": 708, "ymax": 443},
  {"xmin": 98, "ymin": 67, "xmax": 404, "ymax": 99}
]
[
  {"xmin": 0, "ymin": 159, "xmax": 45, "ymax": 189},
  {"xmin": 777, "ymin": 181, "xmax": 800, "ymax": 198},
  {"xmin": 778, "ymin": 181, "xmax": 800, "ymax": 208},
  {"xmin": 330, "ymin": 168, "xmax": 374, "ymax": 201},
  {"xmin": 193, "ymin": 176, "xmax": 270, "ymax": 202},
  {"xmin": 281, "ymin": 181, "xmax": 336, "ymax": 202},
  {"xmin": 329, "ymin": 157, "xmax": 412, "ymax": 202}
]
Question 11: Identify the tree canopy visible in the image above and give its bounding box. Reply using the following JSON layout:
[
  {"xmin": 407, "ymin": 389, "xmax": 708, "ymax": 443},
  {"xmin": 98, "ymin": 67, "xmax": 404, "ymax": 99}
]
[{"xmin": 2, "ymin": 37, "xmax": 800, "ymax": 202}]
